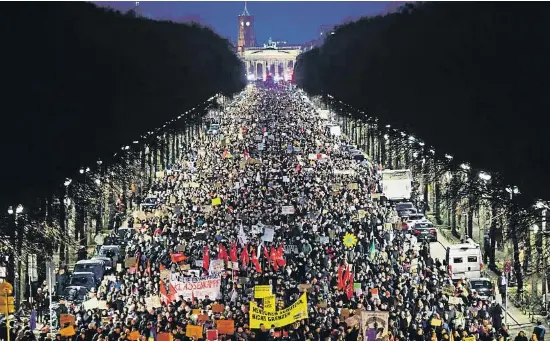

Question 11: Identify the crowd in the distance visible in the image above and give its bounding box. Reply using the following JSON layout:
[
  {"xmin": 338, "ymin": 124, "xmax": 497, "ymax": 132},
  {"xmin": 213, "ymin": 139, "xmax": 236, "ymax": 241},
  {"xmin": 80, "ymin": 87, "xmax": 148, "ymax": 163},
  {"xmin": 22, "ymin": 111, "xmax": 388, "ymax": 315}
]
[{"xmin": 8, "ymin": 85, "xmax": 541, "ymax": 341}]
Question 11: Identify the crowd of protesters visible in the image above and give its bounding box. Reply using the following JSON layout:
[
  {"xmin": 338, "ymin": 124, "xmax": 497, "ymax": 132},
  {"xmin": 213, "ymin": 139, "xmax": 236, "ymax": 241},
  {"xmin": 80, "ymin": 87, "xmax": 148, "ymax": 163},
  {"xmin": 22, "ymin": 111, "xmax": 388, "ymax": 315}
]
[{"xmin": 5, "ymin": 85, "xmax": 543, "ymax": 341}]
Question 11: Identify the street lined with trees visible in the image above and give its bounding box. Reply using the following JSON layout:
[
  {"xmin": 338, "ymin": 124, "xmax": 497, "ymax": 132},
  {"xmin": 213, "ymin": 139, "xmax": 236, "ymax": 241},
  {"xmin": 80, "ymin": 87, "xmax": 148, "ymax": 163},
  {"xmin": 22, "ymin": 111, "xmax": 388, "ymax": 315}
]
[{"xmin": 296, "ymin": 2, "xmax": 550, "ymax": 308}]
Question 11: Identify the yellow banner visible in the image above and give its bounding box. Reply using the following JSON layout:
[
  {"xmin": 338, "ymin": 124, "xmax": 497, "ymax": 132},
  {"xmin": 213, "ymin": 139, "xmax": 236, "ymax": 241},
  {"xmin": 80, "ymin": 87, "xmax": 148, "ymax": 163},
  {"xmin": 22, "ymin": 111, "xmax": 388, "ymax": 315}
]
[
  {"xmin": 264, "ymin": 295, "xmax": 276, "ymax": 313},
  {"xmin": 249, "ymin": 293, "xmax": 308, "ymax": 329},
  {"xmin": 254, "ymin": 285, "xmax": 272, "ymax": 299}
]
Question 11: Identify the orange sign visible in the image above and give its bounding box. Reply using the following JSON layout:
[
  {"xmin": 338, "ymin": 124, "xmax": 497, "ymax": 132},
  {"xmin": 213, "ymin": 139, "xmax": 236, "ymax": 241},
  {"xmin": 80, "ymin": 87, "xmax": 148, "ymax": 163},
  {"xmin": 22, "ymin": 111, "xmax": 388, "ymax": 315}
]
[
  {"xmin": 128, "ymin": 331, "xmax": 140, "ymax": 341},
  {"xmin": 217, "ymin": 320, "xmax": 235, "ymax": 335},
  {"xmin": 59, "ymin": 326, "xmax": 76, "ymax": 337},
  {"xmin": 186, "ymin": 325, "xmax": 203, "ymax": 339},
  {"xmin": 212, "ymin": 304, "xmax": 224, "ymax": 313},
  {"xmin": 60, "ymin": 314, "xmax": 76, "ymax": 327}
]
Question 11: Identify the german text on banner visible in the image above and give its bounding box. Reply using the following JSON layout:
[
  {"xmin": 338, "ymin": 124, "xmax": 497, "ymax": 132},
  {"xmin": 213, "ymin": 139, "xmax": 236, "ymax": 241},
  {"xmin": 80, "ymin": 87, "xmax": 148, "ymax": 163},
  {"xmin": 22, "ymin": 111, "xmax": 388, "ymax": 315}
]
[
  {"xmin": 254, "ymin": 285, "xmax": 272, "ymax": 299},
  {"xmin": 249, "ymin": 293, "xmax": 308, "ymax": 328},
  {"xmin": 171, "ymin": 275, "xmax": 221, "ymax": 301}
]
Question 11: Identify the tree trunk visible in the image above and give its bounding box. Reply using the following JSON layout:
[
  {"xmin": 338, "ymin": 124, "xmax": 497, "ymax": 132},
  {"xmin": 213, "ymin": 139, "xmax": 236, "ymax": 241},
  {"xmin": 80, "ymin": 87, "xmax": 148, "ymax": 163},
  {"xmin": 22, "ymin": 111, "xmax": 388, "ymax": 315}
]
[
  {"xmin": 467, "ymin": 196, "xmax": 475, "ymax": 238},
  {"xmin": 510, "ymin": 209, "xmax": 524, "ymax": 296},
  {"xmin": 59, "ymin": 195, "xmax": 66, "ymax": 263},
  {"xmin": 435, "ymin": 179, "xmax": 442, "ymax": 224},
  {"xmin": 451, "ymin": 199, "xmax": 458, "ymax": 235},
  {"xmin": 489, "ymin": 200, "xmax": 498, "ymax": 267}
]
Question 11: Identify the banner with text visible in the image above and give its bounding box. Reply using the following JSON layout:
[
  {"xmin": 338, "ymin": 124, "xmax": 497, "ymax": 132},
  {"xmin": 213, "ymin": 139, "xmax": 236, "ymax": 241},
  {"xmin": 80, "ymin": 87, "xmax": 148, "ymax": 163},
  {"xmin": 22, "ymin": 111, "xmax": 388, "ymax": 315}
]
[
  {"xmin": 249, "ymin": 293, "xmax": 308, "ymax": 329},
  {"xmin": 171, "ymin": 275, "xmax": 221, "ymax": 301}
]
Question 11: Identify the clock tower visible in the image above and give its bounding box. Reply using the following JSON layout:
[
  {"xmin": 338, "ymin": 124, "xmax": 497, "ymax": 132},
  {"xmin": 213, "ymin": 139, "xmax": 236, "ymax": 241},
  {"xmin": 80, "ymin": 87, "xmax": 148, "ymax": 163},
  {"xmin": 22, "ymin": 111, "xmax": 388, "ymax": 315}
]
[{"xmin": 237, "ymin": 2, "xmax": 256, "ymax": 57}]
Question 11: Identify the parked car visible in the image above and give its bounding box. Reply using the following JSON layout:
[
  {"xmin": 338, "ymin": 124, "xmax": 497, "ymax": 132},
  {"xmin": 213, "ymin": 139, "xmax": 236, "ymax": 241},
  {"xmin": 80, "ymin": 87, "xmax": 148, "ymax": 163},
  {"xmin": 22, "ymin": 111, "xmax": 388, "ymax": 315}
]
[
  {"xmin": 468, "ymin": 277, "xmax": 494, "ymax": 300},
  {"xmin": 116, "ymin": 227, "xmax": 136, "ymax": 245},
  {"xmin": 396, "ymin": 202, "xmax": 417, "ymax": 217},
  {"xmin": 406, "ymin": 214, "xmax": 428, "ymax": 228},
  {"xmin": 58, "ymin": 285, "xmax": 89, "ymax": 303},
  {"xmin": 69, "ymin": 272, "xmax": 97, "ymax": 291},
  {"xmin": 412, "ymin": 221, "xmax": 438, "ymax": 242},
  {"xmin": 99, "ymin": 245, "xmax": 120, "ymax": 265},
  {"xmin": 73, "ymin": 259, "xmax": 105, "ymax": 282},
  {"xmin": 91, "ymin": 256, "xmax": 114, "ymax": 272}
]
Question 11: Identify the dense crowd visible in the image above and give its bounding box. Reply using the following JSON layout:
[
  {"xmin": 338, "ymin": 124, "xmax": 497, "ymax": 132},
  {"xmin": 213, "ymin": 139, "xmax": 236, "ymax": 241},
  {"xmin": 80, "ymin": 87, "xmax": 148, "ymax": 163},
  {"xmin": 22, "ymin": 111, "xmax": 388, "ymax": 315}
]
[{"xmin": 6, "ymin": 86, "xmax": 543, "ymax": 341}]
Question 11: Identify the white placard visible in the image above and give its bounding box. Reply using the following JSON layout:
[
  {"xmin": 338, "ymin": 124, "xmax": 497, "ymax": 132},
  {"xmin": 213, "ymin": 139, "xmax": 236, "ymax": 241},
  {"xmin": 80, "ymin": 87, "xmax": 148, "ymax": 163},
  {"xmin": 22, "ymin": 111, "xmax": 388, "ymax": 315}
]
[{"xmin": 281, "ymin": 206, "xmax": 295, "ymax": 215}]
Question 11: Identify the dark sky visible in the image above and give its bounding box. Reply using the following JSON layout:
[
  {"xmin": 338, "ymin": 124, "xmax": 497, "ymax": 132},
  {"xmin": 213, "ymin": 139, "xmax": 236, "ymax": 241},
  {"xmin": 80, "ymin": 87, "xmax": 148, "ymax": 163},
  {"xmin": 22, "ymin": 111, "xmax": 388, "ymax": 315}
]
[{"xmin": 94, "ymin": 1, "xmax": 398, "ymax": 44}]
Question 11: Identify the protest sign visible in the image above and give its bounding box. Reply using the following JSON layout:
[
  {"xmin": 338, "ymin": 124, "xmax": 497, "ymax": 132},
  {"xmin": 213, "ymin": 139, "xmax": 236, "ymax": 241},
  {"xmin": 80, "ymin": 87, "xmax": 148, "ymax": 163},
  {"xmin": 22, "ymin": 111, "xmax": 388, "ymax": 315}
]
[
  {"xmin": 254, "ymin": 285, "xmax": 272, "ymax": 298},
  {"xmin": 207, "ymin": 330, "xmax": 218, "ymax": 341},
  {"xmin": 212, "ymin": 303, "xmax": 225, "ymax": 313},
  {"xmin": 281, "ymin": 206, "xmax": 295, "ymax": 215},
  {"xmin": 60, "ymin": 314, "xmax": 75, "ymax": 327},
  {"xmin": 262, "ymin": 228, "xmax": 274, "ymax": 242},
  {"xmin": 284, "ymin": 245, "xmax": 299, "ymax": 254},
  {"xmin": 170, "ymin": 275, "xmax": 222, "ymax": 301},
  {"xmin": 211, "ymin": 197, "xmax": 222, "ymax": 206},
  {"xmin": 59, "ymin": 326, "xmax": 76, "ymax": 337},
  {"xmin": 263, "ymin": 295, "xmax": 276, "ymax": 313},
  {"xmin": 360, "ymin": 311, "xmax": 389, "ymax": 341},
  {"xmin": 128, "ymin": 331, "xmax": 140, "ymax": 340},
  {"xmin": 217, "ymin": 320, "xmax": 235, "ymax": 334},
  {"xmin": 186, "ymin": 325, "xmax": 203, "ymax": 339},
  {"xmin": 249, "ymin": 293, "xmax": 308, "ymax": 329},
  {"xmin": 124, "ymin": 257, "xmax": 137, "ymax": 268},
  {"xmin": 145, "ymin": 296, "xmax": 161, "ymax": 309},
  {"xmin": 209, "ymin": 259, "xmax": 225, "ymax": 274}
]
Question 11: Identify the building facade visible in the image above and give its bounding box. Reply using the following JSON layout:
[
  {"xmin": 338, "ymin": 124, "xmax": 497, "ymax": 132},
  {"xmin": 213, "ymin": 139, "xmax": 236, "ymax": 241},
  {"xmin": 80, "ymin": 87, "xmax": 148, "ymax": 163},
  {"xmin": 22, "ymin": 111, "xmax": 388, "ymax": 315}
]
[
  {"xmin": 242, "ymin": 39, "xmax": 302, "ymax": 81},
  {"xmin": 236, "ymin": 2, "xmax": 303, "ymax": 81}
]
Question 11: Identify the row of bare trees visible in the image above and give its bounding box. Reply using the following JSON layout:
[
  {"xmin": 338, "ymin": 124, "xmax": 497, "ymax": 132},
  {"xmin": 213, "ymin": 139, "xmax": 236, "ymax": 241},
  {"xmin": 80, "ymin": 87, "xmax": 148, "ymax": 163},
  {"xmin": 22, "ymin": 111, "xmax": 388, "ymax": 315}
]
[
  {"xmin": 322, "ymin": 96, "xmax": 548, "ymax": 297},
  {"xmin": 0, "ymin": 98, "xmax": 220, "ymax": 306}
]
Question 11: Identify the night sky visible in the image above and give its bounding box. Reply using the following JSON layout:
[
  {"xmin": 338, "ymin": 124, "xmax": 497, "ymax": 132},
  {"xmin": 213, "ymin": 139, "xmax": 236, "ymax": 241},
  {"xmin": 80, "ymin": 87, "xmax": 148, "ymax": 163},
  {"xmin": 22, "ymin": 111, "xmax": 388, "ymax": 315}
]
[{"xmin": 94, "ymin": 1, "xmax": 400, "ymax": 44}]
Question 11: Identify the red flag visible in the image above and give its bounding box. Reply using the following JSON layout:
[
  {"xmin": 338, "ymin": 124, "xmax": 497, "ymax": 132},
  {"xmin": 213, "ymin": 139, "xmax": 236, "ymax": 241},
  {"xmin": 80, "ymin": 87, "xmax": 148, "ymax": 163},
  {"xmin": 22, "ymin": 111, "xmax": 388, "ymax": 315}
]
[
  {"xmin": 146, "ymin": 259, "xmax": 151, "ymax": 276},
  {"xmin": 269, "ymin": 247, "xmax": 279, "ymax": 271},
  {"xmin": 240, "ymin": 245, "xmax": 250, "ymax": 267},
  {"xmin": 346, "ymin": 271, "xmax": 355, "ymax": 300},
  {"xmin": 251, "ymin": 249, "xmax": 262, "ymax": 273},
  {"xmin": 295, "ymin": 163, "xmax": 301, "ymax": 173},
  {"xmin": 203, "ymin": 246, "xmax": 210, "ymax": 271},
  {"xmin": 262, "ymin": 245, "xmax": 270, "ymax": 260},
  {"xmin": 337, "ymin": 265, "xmax": 345, "ymax": 290},
  {"xmin": 218, "ymin": 244, "xmax": 229, "ymax": 262},
  {"xmin": 170, "ymin": 251, "xmax": 187, "ymax": 263},
  {"xmin": 244, "ymin": 151, "xmax": 250, "ymax": 159},
  {"xmin": 343, "ymin": 265, "xmax": 351, "ymax": 287},
  {"xmin": 222, "ymin": 149, "xmax": 228, "ymax": 158},
  {"xmin": 230, "ymin": 242, "xmax": 238, "ymax": 263},
  {"xmin": 276, "ymin": 245, "xmax": 286, "ymax": 267}
]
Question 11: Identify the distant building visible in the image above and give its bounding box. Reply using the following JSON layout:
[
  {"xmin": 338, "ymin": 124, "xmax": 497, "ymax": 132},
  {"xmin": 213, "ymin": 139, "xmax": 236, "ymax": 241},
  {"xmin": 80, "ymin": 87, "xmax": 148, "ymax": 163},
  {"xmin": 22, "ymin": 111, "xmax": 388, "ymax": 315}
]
[
  {"xmin": 235, "ymin": 2, "xmax": 303, "ymax": 81},
  {"xmin": 236, "ymin": 2, "xmax": 256, "ymax": 57}
]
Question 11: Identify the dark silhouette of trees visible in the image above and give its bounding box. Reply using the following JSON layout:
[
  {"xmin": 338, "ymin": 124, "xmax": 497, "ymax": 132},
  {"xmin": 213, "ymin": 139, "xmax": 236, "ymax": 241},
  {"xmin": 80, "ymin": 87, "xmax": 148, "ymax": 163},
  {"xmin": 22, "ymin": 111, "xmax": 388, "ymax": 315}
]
[
  {"xmin": 295, "ymin": 2, "xmax": 550, "ymax": 206},
  {"xmin": 0, "ymin": 2, "xmax": 245, "ymax": 208}
]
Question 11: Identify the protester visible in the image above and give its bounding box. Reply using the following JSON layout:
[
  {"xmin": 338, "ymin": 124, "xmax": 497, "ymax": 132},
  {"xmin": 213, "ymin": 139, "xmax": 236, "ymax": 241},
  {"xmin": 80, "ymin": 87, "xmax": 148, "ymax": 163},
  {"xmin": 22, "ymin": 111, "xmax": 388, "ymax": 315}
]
[{"xmin": 38, "ymin": 85, "xmax": 511, "ymax": 341}]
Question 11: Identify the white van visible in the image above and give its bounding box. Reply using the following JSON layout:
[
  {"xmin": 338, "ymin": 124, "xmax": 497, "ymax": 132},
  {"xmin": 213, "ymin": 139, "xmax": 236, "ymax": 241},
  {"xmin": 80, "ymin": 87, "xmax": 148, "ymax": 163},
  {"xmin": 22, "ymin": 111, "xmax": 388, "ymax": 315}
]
[{"xmin": 446, "ymin": 239, "xmax": 483, "ymax": 280}]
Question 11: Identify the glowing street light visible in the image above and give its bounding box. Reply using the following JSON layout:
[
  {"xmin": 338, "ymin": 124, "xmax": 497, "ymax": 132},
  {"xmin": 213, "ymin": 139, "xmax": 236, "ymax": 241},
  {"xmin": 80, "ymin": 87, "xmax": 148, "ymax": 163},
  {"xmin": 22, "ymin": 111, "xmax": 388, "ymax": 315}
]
[
  {"xmin": 460, "ymin": 163, "xmax": 470, "ymax": 171},
  {"xmin": 7, "ymin": 207, "xmax": 13, "ymax": 215},
  {"xmin": 445, "ymin": 154, "xmax": 453, "ymax": 160},
  {"xmin": 64, "ymin": 178, "xmax": 72, "ymax": 187},
  {"xmin": 418, "ymin": 141, "xmax": 425, "ymax": 147},
  {"xmin": 478, "ymin": 171, "xmax": 491, "ymax": 181}
]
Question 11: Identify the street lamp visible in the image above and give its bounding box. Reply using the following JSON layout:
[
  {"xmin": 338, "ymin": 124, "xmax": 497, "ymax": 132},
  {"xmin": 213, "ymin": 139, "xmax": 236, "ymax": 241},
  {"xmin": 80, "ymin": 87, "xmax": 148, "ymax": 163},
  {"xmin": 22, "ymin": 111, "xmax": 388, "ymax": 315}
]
[
  {"xmin": 445, "ymin": 154, "xmax": 453, "ymax": 160},
  {"xmin": 505, "ymin": 186, "xmax": 520, "ymax": 199},
  {"xmin": 418, "ymin": 141, "xmax": 425, "ymax": 147},
  {"xmin": 64, "ymin": 178, "xmax": 72, "ymax": 187},
  {"xmin": 7, "ymin": 207, "xmax": 13, "ymax": 215},
  {"xmin": 478, "ymin": 171, "xmax": 492, "ymax": 181}
]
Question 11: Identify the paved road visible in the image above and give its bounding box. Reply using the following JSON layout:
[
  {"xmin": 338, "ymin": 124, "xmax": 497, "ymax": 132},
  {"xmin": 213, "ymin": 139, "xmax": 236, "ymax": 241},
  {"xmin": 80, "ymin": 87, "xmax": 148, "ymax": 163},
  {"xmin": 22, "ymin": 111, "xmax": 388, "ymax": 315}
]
[{"xmin": 431, "ymin": 232, "xmax": 535, "ymax": 332}]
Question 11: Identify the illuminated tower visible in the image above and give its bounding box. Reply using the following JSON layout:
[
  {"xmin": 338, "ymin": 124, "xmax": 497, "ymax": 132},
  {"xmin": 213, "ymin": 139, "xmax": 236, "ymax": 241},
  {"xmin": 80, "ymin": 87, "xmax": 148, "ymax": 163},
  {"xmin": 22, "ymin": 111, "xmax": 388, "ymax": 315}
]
[{"xmin": 237, "ymin": 2, "xmax": 256, "ymax": 57}]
